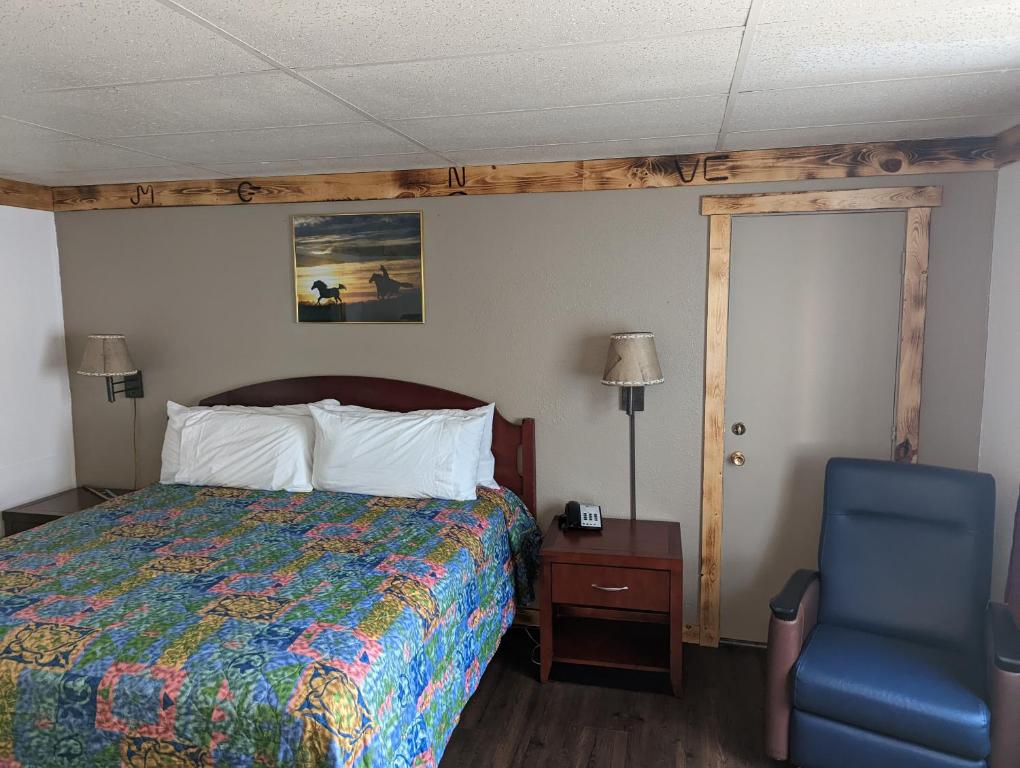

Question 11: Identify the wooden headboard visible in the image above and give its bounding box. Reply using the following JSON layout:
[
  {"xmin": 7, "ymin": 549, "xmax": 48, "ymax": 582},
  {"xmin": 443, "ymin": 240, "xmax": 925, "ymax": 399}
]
[{"xmin": 199, "ymin": 376, "xmax": 537, "ymax": 516}]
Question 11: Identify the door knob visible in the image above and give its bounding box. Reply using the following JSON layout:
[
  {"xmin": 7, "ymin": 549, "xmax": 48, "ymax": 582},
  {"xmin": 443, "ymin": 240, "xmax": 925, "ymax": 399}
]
[{"xmin": 729, "ymin": 451, "xmax": 746, "ymax": 466}]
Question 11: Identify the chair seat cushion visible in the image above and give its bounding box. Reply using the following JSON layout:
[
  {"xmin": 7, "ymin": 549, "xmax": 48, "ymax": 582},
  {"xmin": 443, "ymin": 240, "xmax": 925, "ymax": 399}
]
[
  {"xmin": 791, "ymin": 710, "xmax": 986, "ymax": 768},
  {"xmin": 794, "ymin": 624, "xmax": 990, "ymax": 760}
]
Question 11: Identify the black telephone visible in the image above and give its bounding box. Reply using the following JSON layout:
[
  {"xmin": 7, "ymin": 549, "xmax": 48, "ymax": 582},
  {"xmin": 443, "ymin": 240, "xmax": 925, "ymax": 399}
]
[{"xmin": 559, "ymin": 501, "xmax": 603, "ymax": 531}]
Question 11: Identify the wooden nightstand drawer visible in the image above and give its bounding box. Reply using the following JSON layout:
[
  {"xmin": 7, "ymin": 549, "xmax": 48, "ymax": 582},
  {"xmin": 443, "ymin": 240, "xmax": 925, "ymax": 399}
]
[{"xmin": 551, "ymin": 562, "xmax": 669, "ymax": 612}]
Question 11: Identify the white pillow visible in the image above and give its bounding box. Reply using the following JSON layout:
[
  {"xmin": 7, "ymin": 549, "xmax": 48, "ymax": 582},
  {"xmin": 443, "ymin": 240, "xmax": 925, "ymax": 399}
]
[
  {"xmin": 160, "ymin": 399, "xmax": 338, "ymax": 484},
  {"xmin": 174, "ymin": 410, "xmax": 314, "ymax": 492},
  {"xmin": 317, "ymin": 402, "xmax": 498, "ymax": 489},
  {"xmin": 309, "ymin": 405, "xmax": 488, "ymax": 501}
]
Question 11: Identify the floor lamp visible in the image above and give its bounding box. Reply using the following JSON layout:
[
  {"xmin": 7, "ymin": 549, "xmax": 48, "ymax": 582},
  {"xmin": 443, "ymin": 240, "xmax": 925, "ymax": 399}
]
[{"xmin": 601, "ymin": 332, "xmax": 664, "ymax": 520}]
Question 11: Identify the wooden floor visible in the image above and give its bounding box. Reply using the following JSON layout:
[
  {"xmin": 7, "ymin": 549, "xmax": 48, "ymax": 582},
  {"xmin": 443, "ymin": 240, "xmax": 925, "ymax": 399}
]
[{"xmin": 441, "ymin": 629, "xmax": 777, "ymax": 768}]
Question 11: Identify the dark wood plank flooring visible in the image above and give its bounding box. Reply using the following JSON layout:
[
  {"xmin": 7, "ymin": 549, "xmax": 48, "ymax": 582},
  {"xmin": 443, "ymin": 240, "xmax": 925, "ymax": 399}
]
[{"xmin": 441, "ymin": 629, "xmax": 776, "ymax": 768}]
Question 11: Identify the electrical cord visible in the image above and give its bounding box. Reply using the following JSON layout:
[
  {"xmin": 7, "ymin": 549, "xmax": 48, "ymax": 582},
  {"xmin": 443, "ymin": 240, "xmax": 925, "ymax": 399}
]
[
  {"xmin": 132, "ymin": 398, "xmax": 138, "ymax": 490},
  {"xmin": 524, "ymin": 626, "xmax": 541, "ymax": 667}
]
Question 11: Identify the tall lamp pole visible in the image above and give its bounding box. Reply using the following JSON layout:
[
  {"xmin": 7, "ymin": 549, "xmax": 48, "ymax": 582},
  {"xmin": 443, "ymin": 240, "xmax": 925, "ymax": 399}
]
[{"xmin": 601, "ymin": 332, "xmax": 664, "ymax": 521}]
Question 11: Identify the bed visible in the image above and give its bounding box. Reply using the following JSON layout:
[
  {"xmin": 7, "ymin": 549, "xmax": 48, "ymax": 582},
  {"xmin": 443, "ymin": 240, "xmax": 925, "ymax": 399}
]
[{"xmin": 0, "ymin": 377, "xmax": 541, "ymax": 767}]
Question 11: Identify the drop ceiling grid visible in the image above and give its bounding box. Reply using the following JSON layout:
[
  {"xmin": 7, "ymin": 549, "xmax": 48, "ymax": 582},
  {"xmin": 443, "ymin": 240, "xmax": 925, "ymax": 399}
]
[
  {"xmin": 0, "ymin": 0, "xmax": 1016, "ymax": 184},
  {"xmin": 0, "ymin": 114, "xmax": 233, "ymax": 183}
]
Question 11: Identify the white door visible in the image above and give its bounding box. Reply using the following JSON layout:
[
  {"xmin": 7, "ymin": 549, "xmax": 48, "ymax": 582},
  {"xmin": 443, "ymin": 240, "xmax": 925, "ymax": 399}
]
[{"xmin": 720, "ymin": 212, "xmax": 906, "ymax": 643}]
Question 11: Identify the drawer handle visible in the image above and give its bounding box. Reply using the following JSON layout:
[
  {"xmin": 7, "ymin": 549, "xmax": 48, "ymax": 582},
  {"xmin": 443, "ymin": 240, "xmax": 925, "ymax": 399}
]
[{"xmin": 591, "ymin": 584, "xmax": 629, "ymax": 592}]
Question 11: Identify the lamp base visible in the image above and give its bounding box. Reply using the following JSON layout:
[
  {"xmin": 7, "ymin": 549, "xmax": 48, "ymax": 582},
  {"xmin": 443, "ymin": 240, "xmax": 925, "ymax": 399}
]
[
  {"xmin": 106, "ymin": 371, "xmax": 144, "ymax": 403},
  {"xmin": 620, "ymin": 386, "xmax": 645, "ymax": 415}
]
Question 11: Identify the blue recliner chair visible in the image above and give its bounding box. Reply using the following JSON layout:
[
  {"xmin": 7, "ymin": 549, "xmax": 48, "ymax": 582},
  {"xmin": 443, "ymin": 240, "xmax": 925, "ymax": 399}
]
[{"xmin": 764, "ymin": 458, "xmax": 1020, "ymax": 768}]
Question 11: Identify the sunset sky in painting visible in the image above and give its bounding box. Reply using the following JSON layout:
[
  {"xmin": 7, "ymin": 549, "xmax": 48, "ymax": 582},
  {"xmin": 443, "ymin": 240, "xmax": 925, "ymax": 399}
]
[{"xmin": 293, "ymin": 212, "xmax": 422, "ymax": 305}]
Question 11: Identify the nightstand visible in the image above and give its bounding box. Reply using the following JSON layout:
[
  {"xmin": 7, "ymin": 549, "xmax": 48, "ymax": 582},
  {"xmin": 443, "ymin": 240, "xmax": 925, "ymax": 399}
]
[
  {"xmin": 2, "ymin": 487, "xmax": 131, "ymax": 537},
  {"xmin": 540, "ymin": 517, "xmax": 683, "ymax": 694}
]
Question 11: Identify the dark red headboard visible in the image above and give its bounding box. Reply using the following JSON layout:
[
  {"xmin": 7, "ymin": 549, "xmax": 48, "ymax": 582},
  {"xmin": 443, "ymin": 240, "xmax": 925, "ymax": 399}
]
[{"xmin": 199, "ymin": 376, "xmax": 537, "ymax": 516}]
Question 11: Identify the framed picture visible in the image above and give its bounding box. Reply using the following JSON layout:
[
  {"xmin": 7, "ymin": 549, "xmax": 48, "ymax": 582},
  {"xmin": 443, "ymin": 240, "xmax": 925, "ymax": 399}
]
[{"xmin": 293, "ymin": 211, "xmax": 424, "ymax": 323}]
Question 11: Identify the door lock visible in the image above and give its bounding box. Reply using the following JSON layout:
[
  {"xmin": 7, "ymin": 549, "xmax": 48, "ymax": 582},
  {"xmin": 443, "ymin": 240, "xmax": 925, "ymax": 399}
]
[
  {"xmin": 731, "ymin": 422, "xmax": 746, "ymax": 436},
  {"xmin": 729, "ymin": 451, "xmax": 746, "ymax": 467}
]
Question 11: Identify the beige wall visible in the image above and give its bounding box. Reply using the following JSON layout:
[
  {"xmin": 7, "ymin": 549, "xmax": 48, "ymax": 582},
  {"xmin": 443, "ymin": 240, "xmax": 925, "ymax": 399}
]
[{"xmin": 55, "ymin": 172, "xmax": 998, "ymax": 617}]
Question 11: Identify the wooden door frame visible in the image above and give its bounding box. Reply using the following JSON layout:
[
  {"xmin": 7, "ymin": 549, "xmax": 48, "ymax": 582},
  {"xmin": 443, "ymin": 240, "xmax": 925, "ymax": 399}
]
[{"xmin": 694, "ymin": 185, "xmax": 941, "ymax": 647}]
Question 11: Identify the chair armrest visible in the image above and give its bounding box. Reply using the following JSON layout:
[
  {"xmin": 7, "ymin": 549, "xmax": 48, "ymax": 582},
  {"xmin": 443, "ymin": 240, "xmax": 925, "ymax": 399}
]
[
  {"xmin": 765, "ymin": 570, "xmax": 820, "ymax": 760},
  {"xmin": 989, "ymin": 602, "xmax": 1020, "ymax": 674},
  {"xmin": 770, "ymin": 569, "xmax": 820, "ymax": 621}
]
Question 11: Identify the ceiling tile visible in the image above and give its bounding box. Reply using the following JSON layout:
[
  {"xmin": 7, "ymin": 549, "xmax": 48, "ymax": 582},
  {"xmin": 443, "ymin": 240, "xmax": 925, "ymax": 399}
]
[
  {"xmin": 759, "ymin": 0, "xmax": 1017, "ymax": 25},
  {"xmin": 0, "ymin": 116, "xmax": 72, "ymax": 143},
  {"xmin": 730, "ymin": 71, "xmax": 1020, "ymax": 132},
  {"xmin": 746, "ymin": 3, "xmax": 1020, "ymax": 90},
  {"xmin": 0, "ymin": 139, "xmax": 173, "ymax": 174},
  {"xmin": 207, "ymin": 154, "xmax": 449, "ymax": 178},
  {"xmin": 1, "ymin": 73, "xmax": 366, "ymax": 139},
  {"xmin": 174, "ymin": 0, "xmax": 751, "ymax": 68},
  {"xmin": 444, "ymin": 134, "xmax": 719, "ymax": 166},
  {"xmin": 0, "ymin": 171, "xmax": 39, "ymax": 184},
  {"xmin": 2, "ymin": 1, "xmax": 1014, "ymax": 183},
  {"xmin": 113, "ymin": 123, "xmax": 423, "ymax": 164},
  {"xmin": 721, "ymin": 114, "xmax": 1020, "ymax": 150},
  {"xmin": 310, "ymin": 30, "xmax": 742, "ymax": 119},
  {"xmin": 393, "ymin": 97, "xmax": 727, "ymax": 151},
  {"xmin": 0, "ymin": 0, "xmax": 263, "ymax": 94},
  {"xmin": 26, "ymin": 166, "xmax": 226, "ymax": 187}
]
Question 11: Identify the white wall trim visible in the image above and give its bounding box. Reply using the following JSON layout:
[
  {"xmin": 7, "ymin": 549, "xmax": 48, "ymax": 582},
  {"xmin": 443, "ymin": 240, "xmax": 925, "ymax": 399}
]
[{"xmin": 979, "ymin": 163, "xmax": 1020, "ymax": 599}]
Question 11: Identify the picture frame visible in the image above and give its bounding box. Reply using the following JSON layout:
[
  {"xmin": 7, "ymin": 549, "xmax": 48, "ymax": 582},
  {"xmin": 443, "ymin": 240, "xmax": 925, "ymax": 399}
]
[{"xmin": 292, "ymin": 211, "xmax": 425, "ymax": 323}]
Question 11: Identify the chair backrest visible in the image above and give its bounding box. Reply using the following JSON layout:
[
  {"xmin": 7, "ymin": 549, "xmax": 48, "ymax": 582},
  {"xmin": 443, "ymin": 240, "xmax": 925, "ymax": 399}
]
[{"xmin": 818, "ymin": 458, "xmax": 995, "ymax": 655}]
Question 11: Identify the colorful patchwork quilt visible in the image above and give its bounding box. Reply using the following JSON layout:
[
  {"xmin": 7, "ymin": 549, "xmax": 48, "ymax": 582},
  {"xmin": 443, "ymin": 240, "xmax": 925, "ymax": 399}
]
[{"xmin": 0, "ymin": 483, "xmax": 541, "ymax": 767}]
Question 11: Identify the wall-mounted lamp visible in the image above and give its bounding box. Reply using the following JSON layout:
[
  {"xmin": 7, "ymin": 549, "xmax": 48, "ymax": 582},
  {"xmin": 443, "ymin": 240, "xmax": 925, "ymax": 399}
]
[
  {"xmin": 601, "ymin": 331, "xmax": 664, "ymax": 520},
  {"xmin": 76, "ymin": 334, "xmax": 144, "ymax": 402}
]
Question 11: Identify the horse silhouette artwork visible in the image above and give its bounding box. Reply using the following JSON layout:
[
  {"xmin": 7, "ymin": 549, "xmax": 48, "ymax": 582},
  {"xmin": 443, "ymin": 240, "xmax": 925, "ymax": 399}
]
[
  {"xmin": 369, "ymin": 269, "xmax": 414, "ymax": 300},
  {"xmin": 294, "ymin": 212, "xmax": 424, "ymax": 323},
  {"xmin": 309, "ymin": 280, "xmax": 347, "ymax": 321},
  {"xmin": 311, "ymin": 280, "xmax": 346, "ymax": 304}
]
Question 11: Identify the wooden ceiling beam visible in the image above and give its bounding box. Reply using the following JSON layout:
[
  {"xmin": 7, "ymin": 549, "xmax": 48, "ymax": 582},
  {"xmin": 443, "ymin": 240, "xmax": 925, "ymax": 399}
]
[
  {"xmin": 995, "ymin": 123, "xmax": 1020, "ymax": 168},
  {"xmin": 39, "ymin": 135, "xmax": 998, "ymax": 212},
  {"xmin": 0, "ymin": 177, "xmax": 54, "ymax": 212},
  {"xmin": 700, "ymin": 185, "xmax": 943, "ymax": 215}
]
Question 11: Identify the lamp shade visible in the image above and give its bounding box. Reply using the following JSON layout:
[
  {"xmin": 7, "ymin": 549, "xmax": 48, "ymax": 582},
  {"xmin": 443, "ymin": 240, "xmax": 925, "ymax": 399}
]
[
  {"xmin": 76, "ymin": 334, "xmax": 137, "ymax": 377},
  {"xmin": 601, "ymin": 332, "xmax": 664, "ymax": 386}
]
